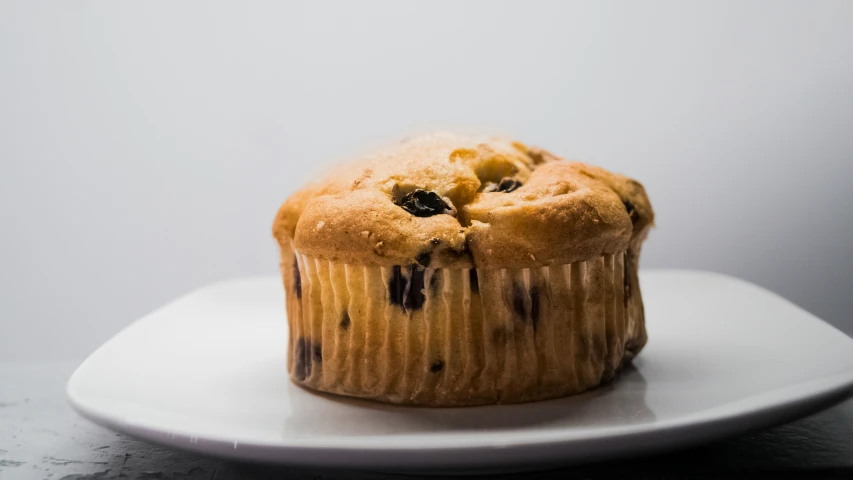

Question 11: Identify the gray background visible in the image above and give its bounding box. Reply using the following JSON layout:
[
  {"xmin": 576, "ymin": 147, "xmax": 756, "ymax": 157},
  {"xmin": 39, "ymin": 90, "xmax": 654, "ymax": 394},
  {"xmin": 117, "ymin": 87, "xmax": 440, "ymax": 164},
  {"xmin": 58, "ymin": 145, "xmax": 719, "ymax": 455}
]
[{"xmin": 1, "ymin": 0, "xmax": 852, "ymax": 363}]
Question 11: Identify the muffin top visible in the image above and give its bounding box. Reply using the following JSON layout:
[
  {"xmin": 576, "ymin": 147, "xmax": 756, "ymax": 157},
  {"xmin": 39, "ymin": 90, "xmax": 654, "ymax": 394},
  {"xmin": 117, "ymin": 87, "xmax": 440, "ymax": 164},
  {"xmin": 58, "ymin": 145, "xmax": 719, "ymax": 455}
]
[{"xmin": 273, "ymin": 133, "xmax": 653, "ymax": 269}]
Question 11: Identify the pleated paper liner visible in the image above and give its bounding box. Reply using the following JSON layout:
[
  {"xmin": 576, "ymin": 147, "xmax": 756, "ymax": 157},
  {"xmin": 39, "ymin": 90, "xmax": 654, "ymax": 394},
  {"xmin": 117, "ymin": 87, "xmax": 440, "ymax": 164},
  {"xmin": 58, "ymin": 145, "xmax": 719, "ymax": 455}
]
[{"xmin": 279, "ymin": 248, "xmax": 646, "ymax": 407}]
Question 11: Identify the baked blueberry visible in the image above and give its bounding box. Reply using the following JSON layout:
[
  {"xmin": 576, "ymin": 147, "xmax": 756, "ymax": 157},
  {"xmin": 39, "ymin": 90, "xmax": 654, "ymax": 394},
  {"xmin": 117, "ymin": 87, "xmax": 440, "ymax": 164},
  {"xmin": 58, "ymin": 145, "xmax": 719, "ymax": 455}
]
[
  {"xmin": 415, "ymin": 251, "xmax": 432, "ymax": 268},
  {"xmin": 529, "ymin": 286, "xmax": 540, "ymax": 330},
  {"xmin": 511, "ymin": 283, "xmax": 526, "ymax": 320},
  {"xmin": 388, "ymin": 266, "xmax": 406, "ymax": 307},
  {"xmin": 399, "ymin": 189, "xmax": 452, "ymax": 217},
  {"xmin": 293, "ymin": 256, "xmax": 302, "ymax": 299},
  {"xmin": 293, "ymin": 337, "xmax": 311, "ymax": 380},
  {"xmin": 623, "ymin": 199, "xmax": 640, "ymax": 225},
  {"xmin": 482, "ymin": 177, "xmax": 522, "ymax": 193},
  {"xmin": 497, "ymin": 177, "xmax": 522, "ymax": 193},
  {"xmin": 468, "ymin": 269, "xmax": 479, "ymax": 294},
  {"xmin": 510, "ymin": 283, "xmax": 541, "ymax": 330},
  {"xmin": 388, "ymin": 265, "xmax": 426, "ymax": 312}
]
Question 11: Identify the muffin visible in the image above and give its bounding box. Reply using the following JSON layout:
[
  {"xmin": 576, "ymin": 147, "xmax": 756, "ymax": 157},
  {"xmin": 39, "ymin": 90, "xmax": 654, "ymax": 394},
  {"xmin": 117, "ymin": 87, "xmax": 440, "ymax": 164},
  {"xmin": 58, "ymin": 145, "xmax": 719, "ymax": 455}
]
[{"xmin": 272, "ymin": 133, "xmax": 654, "ymax": 407}]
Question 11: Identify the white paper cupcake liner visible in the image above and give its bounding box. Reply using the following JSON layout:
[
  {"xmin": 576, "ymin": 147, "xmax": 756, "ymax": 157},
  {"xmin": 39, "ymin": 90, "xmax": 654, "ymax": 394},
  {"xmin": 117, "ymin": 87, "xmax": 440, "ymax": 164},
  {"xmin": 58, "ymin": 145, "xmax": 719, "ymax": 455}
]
[{"xmin": 279, "ymin": 246, "xmax": 646, "ymax": 406}]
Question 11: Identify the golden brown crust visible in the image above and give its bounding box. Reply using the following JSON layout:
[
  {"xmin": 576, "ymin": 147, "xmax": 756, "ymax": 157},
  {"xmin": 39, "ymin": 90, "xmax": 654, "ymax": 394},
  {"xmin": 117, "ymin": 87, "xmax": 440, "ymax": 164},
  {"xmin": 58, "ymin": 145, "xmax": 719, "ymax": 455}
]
[{"xmin": 273, "ymin": 133, "xmax": 654, "ymax": 269}]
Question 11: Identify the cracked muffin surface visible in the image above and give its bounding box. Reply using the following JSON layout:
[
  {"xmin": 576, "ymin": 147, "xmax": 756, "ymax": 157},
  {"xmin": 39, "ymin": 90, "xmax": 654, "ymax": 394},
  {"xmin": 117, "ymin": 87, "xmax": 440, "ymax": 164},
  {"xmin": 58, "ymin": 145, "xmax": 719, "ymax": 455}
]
[
  {"xmin": 272, "ymin": 133, "xmax": 654, "ymax": 406},
  {"xmin": 273, "ymin": 133, "xmax": 653, "ymax": 269}
]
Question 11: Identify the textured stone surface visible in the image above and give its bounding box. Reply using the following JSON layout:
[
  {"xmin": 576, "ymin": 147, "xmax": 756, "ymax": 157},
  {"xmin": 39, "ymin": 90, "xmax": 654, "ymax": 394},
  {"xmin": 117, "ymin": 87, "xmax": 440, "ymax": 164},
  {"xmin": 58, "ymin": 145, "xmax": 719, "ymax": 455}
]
[{"xmin": 2, "ymin": 363, "xmax": 853, "ymax": 480}]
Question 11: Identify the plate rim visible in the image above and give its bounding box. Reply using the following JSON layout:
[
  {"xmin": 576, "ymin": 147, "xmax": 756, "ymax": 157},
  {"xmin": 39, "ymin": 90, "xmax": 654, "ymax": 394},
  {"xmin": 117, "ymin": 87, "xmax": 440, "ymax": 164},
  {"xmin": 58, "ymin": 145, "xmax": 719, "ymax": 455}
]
[
  {"xmin": 67, "ymin": 372, "xmax": 853, "ymax": 467},
  {"xmin": 65, "ymin": 270, "xmax": 853, "ymax": 467}
]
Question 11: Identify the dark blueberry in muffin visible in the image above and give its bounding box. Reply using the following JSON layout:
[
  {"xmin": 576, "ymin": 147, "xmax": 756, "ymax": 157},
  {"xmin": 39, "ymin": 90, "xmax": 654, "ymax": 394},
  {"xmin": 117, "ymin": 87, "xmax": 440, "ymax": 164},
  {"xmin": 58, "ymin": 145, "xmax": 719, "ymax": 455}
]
[
  {"xmin": 529, "ymin": 286, "xmax": 540, "ymax": 330},
  {"xmin": 623, "ymin": 199, "xmax": 640, "ymax": 225},
  {"xmin": 293, "ymin": 256, "xmax": 302, "ymax": 299},
  {"xmin": 497, "ymin": 177, "xmax": 522, "ymax": 193},
  {"xmin": 388, "ymin": 265, "xmax": 426, "ymax": 311},
  {"xmin": 293, "ymin": 337, "xmax": 311, "ymax": 380},
  {"xmin": 416, "ymin": 251, "xmax": 432, "ymax": 268},
  {"xmin": 469, "ymin": 269, "xmax": 479, "ymax": 293},
  {"xmin": 399, "ymin": 189, "xmax": 451, "ymax": 217},
  {"xmin": 482, "ymin": 177, "xmax": 522, "ymax": 193}
]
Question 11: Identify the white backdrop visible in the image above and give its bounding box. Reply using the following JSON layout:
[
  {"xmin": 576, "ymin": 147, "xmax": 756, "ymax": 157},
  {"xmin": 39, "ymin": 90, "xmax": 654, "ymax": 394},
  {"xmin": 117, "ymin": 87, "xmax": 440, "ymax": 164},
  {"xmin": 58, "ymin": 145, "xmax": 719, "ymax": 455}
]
[{"xmin": 2, "ymin": 1, "xmax": 852, "ymax": 361}]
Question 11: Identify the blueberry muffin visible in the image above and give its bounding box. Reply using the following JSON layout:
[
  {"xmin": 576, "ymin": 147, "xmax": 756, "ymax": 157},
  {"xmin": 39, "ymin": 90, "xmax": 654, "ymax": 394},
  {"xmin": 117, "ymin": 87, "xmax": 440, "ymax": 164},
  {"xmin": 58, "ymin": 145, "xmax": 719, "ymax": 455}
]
[{"xmin": 272, "ymin": 133, "xmax": 654, "ymax": 406}]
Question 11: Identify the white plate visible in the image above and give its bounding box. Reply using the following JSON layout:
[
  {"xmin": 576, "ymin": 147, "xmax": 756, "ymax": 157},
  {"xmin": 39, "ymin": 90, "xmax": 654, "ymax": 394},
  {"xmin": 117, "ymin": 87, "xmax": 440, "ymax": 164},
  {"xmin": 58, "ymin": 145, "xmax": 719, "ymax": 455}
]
[{"xmin": 67, "ymin": 271, "xmax": 853, "ymax": 472}]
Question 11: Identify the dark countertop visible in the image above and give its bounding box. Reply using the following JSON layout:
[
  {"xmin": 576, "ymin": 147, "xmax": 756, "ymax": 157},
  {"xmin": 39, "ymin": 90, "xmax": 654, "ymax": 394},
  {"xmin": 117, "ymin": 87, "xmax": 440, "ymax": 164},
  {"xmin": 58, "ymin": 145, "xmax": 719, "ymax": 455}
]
[{"xmin": 2, "ymin": 362, "xmax": 853, "ymax": 480}]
